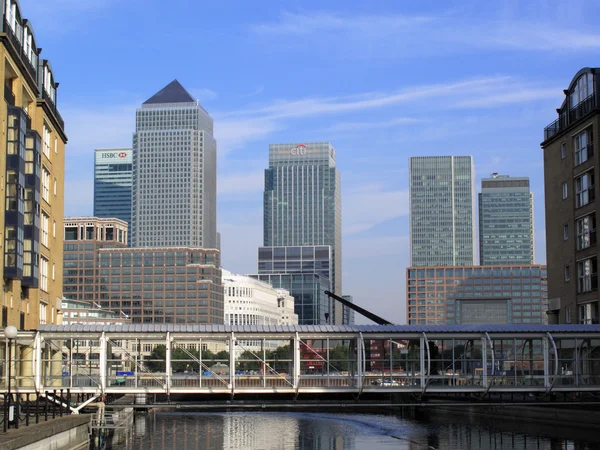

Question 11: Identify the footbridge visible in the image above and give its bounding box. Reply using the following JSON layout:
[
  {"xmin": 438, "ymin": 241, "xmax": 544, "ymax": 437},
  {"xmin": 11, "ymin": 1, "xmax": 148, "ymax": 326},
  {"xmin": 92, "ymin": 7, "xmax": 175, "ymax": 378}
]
[{"xmin": 2, "ymin": 324, "xmax": 599, "ymax": 402}]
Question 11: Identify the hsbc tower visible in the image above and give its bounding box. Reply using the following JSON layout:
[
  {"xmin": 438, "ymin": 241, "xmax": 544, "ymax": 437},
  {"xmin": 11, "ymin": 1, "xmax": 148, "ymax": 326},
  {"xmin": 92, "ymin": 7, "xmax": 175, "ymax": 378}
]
[{"xmin": 94, "ymin": 148, "xmax": 133, "ymax": 244}]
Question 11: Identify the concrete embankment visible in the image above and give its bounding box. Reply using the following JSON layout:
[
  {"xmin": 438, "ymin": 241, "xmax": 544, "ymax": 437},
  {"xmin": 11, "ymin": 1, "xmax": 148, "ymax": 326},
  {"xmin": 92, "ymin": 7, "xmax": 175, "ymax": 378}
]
[{"xmin": 0, "ymin": 414, "xmax": 91, "ymax": 450}]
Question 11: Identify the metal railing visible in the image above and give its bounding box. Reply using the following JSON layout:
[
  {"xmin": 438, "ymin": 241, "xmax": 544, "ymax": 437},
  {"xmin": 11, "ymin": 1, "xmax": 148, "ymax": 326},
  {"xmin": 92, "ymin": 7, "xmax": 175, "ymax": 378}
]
[
  {"xmin": 1, "ymin": 390, "xmax": 72, "ymax": 432},
  {"xmin": 544, "ymin": 94, "xmax": 598, "ymax": 141}
]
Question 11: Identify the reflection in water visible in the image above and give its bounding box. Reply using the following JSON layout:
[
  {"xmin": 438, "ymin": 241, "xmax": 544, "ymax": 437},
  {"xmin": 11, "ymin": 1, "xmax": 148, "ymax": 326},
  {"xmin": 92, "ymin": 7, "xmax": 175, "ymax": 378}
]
[{"xmin": 107, "ymin": 410, "xmax": 600, "ymax": 450}]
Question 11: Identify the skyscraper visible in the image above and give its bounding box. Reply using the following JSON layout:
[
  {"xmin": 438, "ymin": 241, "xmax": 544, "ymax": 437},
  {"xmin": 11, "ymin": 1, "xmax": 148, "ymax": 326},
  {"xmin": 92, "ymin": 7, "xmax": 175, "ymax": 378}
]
[
  {"xmin": 263, "ymin": 142, "xmax": 342, "ymax": 321},
  {"xmin": 94, "ymin": 148, "xmax": 132, "ymax": 245},
  {"xmin": 479, "ymin": 174, "xmax": 534, "ymax": 265},
  {"xmin": 131, "ymin": 80, "xmax": 217, "ymax": 249},
  {"xmin": 409, "ymin": 156, "xmax": 476, "ymax": 266}
]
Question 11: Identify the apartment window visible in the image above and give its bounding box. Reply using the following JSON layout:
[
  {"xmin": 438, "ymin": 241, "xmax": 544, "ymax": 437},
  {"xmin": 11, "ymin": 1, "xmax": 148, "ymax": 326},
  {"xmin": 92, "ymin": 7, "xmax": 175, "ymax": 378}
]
[
  {"xmin": 576, "ymin": 214, "xmax": 597, "ymax": 250},
  {"xmin": 575, "ymin": 171, "xmax": 595, "ymax": 208},
  {"xmin": 579, "ymin": 302, "xmax": 599, "ymax": 324},
  {"xmin": 39, "ymin": 302, "xmax": 47, "ymax": 325},
  {"xmin": 41, "ymin": 212, "xmax": 49, "ymax": 247},
  {"xmin": 570, "ymin": 73, "xmax": 594, "ymax": 109},
  {"xmin": 53, "ymin": 220, "xmax": 56, "ymax": 238},
  {"xmin": 562, "ymin": 183, "xmax": 568, "ymax": 200},
  {"xmin": 53, "ymin": 179, "xmax": 57, "ymax": 196},
  {"xmin": 574, "ymin": 128, "xmax": 594, "ymax": 166},
  {"xmin": 577, "ymin": 258, "xmax": 598, "ymax": 293},
  {"xmin": 564, "ymin": 223, "xmax": 569, "ymax": 241},
  {"xmin": 561, "ymin": 142, "xmax": 567, "ymax": 159},
  {"xmin": 42, "ymin": 123, "xmax": 51, "ymax": 159},
  {"xmin": 42, "ymin": 167, "xmax": 50, "ymax": 203},
  {"xmin": 565, "ymin": 307, "xmax": 571, "ymax": 324},
  {"xmin": 54, "ymin": 137, "xmax": 58, "ymax": 154},
  {"xmin": 565, "ymin": 264, "xmax": 571, "ymax": 281},
  {"xmin": 52, "ymin": 263, "xmax": 55, "ymax": 281},
  {"xmin": 40, "ymin": 257, "xmax": 49, "ymax": 292}
]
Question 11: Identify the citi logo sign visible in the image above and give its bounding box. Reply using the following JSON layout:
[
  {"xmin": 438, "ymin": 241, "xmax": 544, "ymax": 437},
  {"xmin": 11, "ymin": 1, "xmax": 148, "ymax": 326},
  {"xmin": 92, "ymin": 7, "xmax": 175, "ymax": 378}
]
[{"xmin": 291, "ymin": 144, "xmax": 307, "ymax": 156}]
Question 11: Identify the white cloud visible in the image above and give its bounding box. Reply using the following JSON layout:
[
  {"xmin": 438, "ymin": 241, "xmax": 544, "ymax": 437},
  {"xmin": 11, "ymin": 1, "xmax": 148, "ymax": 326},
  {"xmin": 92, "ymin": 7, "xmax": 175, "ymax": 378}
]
[
  {"xmin": 190, "ymin": 88, "xmax": 218, "ymax": 101},
  {"xmin": 343, "ymin": 185, "xmax": 409, "ymax": 235},
  {"xmin": 252, "ymin": 11, "xmax": 600, "ymax": 53},
  {"xmin": 324, "ymin": 117, "xmax": 422, "ymax": 133},
  {"xmin": 214, "ymin": 117, "xmax": 281, "ymax": 156}
]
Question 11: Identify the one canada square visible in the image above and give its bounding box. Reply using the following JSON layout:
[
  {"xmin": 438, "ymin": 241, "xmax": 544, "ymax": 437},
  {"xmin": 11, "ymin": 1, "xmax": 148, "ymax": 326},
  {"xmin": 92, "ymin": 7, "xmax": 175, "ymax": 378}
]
[
  {"xmin": 264, "ymin": 143, "xmax": 342, "ymax": 309},
  {"xmin": 131, "ymin": 80, "xmax": 217, "ymax": 248}
]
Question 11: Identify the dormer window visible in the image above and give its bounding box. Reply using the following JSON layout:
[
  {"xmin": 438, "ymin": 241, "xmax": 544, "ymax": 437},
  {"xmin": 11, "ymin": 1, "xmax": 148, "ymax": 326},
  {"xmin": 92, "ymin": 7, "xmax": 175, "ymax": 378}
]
[{"xmin": 570, "ymin": 73, "xmax": 594, "ymax": 109}]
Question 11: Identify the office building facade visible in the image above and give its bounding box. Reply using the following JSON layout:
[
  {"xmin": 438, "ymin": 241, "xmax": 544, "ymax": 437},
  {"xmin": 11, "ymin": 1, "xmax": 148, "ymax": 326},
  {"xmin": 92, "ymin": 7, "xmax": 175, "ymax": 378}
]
[
  {"xmin": 131, "ymin": 80, "xmax": 217, "ymax": 249},
  {"xmin": 93, "ymin": 148, "xmax": 133, "ymax": 244},
  {"xmin": 406, "ymin": 264, "xmax": 548, "ymax": 325},
  {"xmin": 1, "ymin": 1, "xmax": 66, "ymax": 329},
  {"xmin": 409, "ymin": 156, "xmax": 476, "ymax": 266},
  {"xmin": 63, "ymin": 217, "xmax": 128, "ymax": 301},
  {"xmin": 543, "ymin": 67, "xmax": 600, "ymax": 325},
  {"xmin": 341, "ymin": 295, "xmax": 355, "ymax": 325},
  {"xmin": 248, "ymin": 273, "xmax": 330, "ymax": 325},
  {"xmin": 264, "ymin": 142, "xmax": 342, "ymax": 322},
  {"xmin": 223, "ymin": 269, "xmax": 297, "ymax": 326},
  {"xmin": 97, "ymin": 247, "xmax": 223, "ymax": 324},
  {"xmin": 479, "ymin": 174, "xmax": 534, "ymax": 265}
]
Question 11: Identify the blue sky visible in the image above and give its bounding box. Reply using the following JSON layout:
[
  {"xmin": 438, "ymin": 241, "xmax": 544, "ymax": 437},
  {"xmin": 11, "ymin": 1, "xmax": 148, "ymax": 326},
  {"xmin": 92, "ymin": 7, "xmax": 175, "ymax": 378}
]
[{"xmin": 22, "ymin": 0, "xmax": 600, "ymax": 323}]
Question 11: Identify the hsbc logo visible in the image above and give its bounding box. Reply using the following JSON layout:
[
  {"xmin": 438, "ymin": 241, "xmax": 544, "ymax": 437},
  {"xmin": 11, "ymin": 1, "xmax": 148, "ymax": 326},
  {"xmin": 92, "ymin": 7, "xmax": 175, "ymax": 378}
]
[
  {"xmin": 291, "ymin": 144, "xmax": 307, "ymax": 156},
  {"xmin": 101, "ymin": 152, "xmax": 128, "ymax": 159}
]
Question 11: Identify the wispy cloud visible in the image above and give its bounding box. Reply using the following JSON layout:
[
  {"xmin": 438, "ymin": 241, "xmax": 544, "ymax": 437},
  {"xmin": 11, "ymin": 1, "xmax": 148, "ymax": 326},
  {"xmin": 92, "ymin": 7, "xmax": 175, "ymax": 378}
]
[
  {"xmin": 214, "ymin": 117, "xmax": 281, "ymax": 157},
  {"xmin": 323, "ymin": 117, "xmax": 422, "ymax": 133},
  {"xmin": 252, "ymin": 11, "xmax": 600, "ymax": 53},
  {"xmin": 343, "ymin": 184, "xmax": 409, "ymax": 235},
  {"xmin": 190, "ymin": 88, "xmax": 218, "ymax": 101}
]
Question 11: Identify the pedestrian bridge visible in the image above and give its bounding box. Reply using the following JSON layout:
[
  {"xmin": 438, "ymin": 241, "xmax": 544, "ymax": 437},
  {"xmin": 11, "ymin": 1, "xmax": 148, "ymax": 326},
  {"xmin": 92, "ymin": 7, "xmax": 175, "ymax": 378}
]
[{"xmin": 3, "ymin": 324, "xmax": 600, "ymax": 397}]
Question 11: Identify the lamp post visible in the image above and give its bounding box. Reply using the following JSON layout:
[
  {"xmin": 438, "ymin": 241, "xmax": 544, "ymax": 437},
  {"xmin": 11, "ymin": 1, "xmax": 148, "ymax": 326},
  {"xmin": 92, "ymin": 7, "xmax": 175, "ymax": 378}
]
[{"xmin": 4, "ymin": 325, "xmax": 17, "ymax": 430}]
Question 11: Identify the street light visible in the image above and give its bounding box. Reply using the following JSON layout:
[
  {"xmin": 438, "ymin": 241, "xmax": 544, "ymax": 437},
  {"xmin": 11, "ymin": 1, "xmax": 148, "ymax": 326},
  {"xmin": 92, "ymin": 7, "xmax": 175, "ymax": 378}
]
[{"xmin": 4, "ymin": 325, "xmax": 17, "ymax": 430}]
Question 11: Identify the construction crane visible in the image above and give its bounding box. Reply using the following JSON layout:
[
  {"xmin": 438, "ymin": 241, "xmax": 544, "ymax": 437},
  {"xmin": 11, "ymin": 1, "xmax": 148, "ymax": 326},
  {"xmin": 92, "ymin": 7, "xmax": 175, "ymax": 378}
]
[{"xmin": 324, "ymin": 290, "xmax": 393, "ymax": 325}]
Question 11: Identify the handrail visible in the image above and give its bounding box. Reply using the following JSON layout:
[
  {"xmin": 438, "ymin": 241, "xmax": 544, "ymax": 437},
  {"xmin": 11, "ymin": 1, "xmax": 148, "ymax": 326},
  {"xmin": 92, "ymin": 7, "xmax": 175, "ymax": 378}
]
[{"xmin": 421, "ymin": 332, "xmax": 431, "ymax": 394}]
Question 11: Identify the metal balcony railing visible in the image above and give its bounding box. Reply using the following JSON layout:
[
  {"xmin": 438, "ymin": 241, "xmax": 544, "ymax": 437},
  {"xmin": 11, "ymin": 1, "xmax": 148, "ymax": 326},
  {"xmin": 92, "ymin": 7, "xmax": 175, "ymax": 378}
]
[{"xmin": 544, "ymin": 94, "xmax": 598, "ymax": 141}]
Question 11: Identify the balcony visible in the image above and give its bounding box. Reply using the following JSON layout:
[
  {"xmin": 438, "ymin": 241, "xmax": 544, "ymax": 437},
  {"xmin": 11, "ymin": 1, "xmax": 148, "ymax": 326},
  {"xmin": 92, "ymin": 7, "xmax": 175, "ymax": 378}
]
[
  {"xmin": 544, "ymin": 94, "xmax": 598, "ymax": 142},
  {"xmin": 42, "ymin": 87, "xmax": 64, "ymax": 130}
]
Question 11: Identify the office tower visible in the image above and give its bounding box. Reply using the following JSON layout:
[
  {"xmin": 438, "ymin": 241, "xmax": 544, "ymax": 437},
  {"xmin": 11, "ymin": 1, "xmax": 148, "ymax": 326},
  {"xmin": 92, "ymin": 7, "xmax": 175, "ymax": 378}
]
[
  {"xmin": 0, "ymin": 2, "xmax": 66, "ymax": 328},
  {"xmin": 479, "ymin": 174, "xmax": 535, "ymax": 265},
  {"xmin": 264, "ymin": 142, "xmax": 342, "ymax": 322},
  {"xmin": 406, "ymin": 265, "xmax": 547, "ymax": 325},
  {"xmin": 131, "ymin": 80, "xmax": 217, "ymax": 249},
  {"xmin": 409, "ymin": 156, "xmax": 476, "ymax": 266},
  {"xmin": 63, "ymin": 217, "xmax": 128, "ymax": 301},
  {"xmin": 256, "ymin": 245, "xmax": 333, "ymax": 324},
  {"xmin": 341, "ymin": 295, "xmax": 355, "ymax": 325},
  {"xmin": 93, "ymin": 148, "xmax": 133, "ymax": 245}
]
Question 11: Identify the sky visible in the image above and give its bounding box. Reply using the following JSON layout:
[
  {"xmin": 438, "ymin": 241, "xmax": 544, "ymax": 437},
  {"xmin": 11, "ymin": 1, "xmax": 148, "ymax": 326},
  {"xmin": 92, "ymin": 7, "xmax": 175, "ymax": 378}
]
[{"xmin": 21, "ymin": 0, "xmax": 600, "ymax": 324}]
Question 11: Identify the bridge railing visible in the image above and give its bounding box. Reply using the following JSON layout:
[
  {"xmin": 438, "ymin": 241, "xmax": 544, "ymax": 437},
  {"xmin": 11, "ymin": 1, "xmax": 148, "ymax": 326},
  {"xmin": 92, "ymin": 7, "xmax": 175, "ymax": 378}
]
[{"xmin": 2, "ymin": 329, "xmax": 600, "ymax": 395}]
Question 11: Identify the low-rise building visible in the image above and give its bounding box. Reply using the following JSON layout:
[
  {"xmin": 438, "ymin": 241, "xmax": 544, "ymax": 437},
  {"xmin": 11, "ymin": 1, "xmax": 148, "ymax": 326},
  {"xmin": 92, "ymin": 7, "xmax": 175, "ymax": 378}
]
[{"xmin": 406, "ymin": 264, "xmax": 548, "ymax": 325}]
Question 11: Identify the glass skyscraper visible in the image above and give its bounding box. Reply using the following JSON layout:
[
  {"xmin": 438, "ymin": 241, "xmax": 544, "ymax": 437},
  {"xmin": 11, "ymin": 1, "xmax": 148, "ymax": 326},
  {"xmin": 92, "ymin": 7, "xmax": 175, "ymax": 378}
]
[
  {"xmin": 131, "ymin": 80, "xmax": 217, "ymax": 249},
  {"xmin": 93, "ymin": 148, "xmax": 132, "ymax": 245},
  {"xmin": 479, "ymin": 174, "xmax": 534, "ymax": 265},
  {"xmin": 409, "ymin": 156, "xmax": 476, "ymax": 266},
  {"xmin": 263, "ymin": 142, "xmax": 342, "ymax": 323}
]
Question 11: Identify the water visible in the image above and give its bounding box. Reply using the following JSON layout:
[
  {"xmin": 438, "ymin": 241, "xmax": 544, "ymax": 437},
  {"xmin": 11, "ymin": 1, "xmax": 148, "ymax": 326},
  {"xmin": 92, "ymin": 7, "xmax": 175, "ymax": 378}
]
[{"xmin": 102, "ymin": 409, "xmax": 600, "ymax": 450}]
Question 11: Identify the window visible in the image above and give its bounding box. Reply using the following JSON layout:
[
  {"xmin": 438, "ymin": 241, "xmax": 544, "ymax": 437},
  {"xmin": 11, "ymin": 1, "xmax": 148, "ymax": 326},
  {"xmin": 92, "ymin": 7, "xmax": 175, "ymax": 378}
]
[
  {"xmin": 564, "ymin": 223, "xmax": 569, "ymax": 240},
  {"xmin": 42, "ymin": 123, "xmax": 51, "ymax": 159},
  {"xmin": 577, "ymin": 258, "xmax": 598, "ymax": 293},
  {"xmin": 39, "ymin": 303, "xmax": 47, "ymax": 325},
  {"xmin": 52, "ymin": 263, "xmax": 55, "ymax": 281},
  {"xmin": 54, "ymin": 137, "xmax": 58, "ymax": 154},
  {"xmin": 562, "ymin": 183, "xmax": 568, "ymax": 199},
  {"xmin": 565, "ymin": 307, "xmax": 571, "ymax": 324},
  {"xmin": 579, "ymin": 302, "xmax": 599, "ymax": 324},
  {"xmin": 42, "ymin": 167, "xmax": 50, "ymax": 203},
  {"xmin": 53, "ymin": 220, "xmax": 56, "ymax": 238},
  {"xmin": 41, "ymin": 212, "xmax": 49, "ymax": 247},
  {"xmin": 576, "ymin": 171, "xmax": 595, "ymax": 207},
  {"xmin": 53, "ymin": 179, "xmax": 57, "ymax": 196},
  {"xmin": 40, "ymin": 257, "xmax": 49, "ymax": 292},
  {"xmin": 576, "ymin": 214, "xmax": 596, "ymax": 250},
  {"xmin": 570, "ymin": 73, "xmax": 594, "ymax": 109},
  {"xmin": 574, "ymin": 128, "xmax": 593, "ymax": 166},
  {"xmin": 565, "ymin": 264, "xmax": 571, "ymax": 281},
  {"xmin": 561, "ymin": 142, "xmax": 567, "ymax": 159}
]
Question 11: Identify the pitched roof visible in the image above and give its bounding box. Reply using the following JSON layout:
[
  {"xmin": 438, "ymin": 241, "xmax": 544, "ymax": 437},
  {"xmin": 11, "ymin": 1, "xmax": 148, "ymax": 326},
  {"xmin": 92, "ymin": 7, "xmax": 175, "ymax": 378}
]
[{"xmin": 143, "ymin": 80, "xmax": 195, "ymax": 105}]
